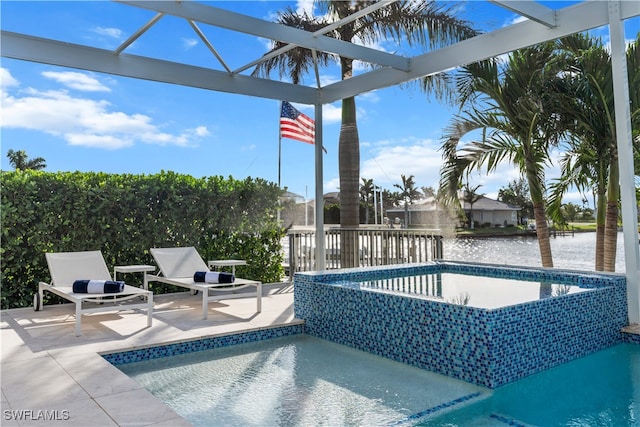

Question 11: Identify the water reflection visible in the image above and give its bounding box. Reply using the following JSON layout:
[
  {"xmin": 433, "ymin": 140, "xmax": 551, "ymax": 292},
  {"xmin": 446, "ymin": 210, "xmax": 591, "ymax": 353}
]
[
  {"xmin": 358, "ymin": 273, "xmax": 587, "ymax": 309},
  {"xmin": 443, "ymin": 231, "xmax": 626, "ymax": 272},
  {"xmin": 447, "ymin": 292, "xmax": 471, "ymax": 306},
  {"xmin": 553, "ymin": 284, "xmax": 573, "ymax": 297}
]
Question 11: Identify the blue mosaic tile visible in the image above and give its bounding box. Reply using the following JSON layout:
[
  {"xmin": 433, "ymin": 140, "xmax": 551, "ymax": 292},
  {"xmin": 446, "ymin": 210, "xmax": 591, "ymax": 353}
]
[
  {"xmin": 622, "ymin": 330, "xmax": 640, "ymax": 344},
  {"xmin": 294, "ymin": 262, "xmax": 629, "ymax": 388},
  {"xmin": 102, "ymin": 324, "xmax": 305, "ymax": 365},
  {"xmin": 390, "ymin": 392, "xmax": 483, "ymax": 425},
  {"xmin": 490, "ymin": 413, "xmax": 529, "ymax": 426}
]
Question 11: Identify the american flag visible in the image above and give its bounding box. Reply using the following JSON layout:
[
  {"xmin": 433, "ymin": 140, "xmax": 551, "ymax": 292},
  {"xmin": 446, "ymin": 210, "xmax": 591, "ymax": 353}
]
[{"xmin": 280, "ymin": 101, "xmax": 315, "ymax": 145}]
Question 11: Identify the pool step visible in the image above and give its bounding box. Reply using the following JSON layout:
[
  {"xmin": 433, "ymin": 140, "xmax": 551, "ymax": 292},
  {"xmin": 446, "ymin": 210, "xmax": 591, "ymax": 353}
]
[{"xmin": 390, "ymin": 391, "xmax": 491, "ymax": 425}]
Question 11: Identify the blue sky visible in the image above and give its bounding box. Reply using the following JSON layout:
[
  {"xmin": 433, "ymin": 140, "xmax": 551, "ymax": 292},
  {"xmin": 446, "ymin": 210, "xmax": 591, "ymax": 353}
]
[{"xmin": 1, "ymin": 1, "xmax": 638, "ymax": 204}]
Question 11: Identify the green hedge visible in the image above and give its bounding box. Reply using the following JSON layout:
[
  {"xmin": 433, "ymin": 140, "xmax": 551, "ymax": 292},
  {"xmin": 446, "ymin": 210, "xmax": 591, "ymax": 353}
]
[{"xmin": 1, "ymin": 170, "xmax": 285, "ymax": 309}]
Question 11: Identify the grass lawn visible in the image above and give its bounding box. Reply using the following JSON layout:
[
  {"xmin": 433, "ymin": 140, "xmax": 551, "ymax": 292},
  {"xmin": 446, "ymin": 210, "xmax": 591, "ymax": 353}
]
[{"xmin": 568, "ymin": 222, "xmax": 598, "ymax": 231}]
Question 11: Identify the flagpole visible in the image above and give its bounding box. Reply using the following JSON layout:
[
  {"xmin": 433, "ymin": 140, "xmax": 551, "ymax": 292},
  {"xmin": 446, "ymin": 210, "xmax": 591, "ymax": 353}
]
[{"xmin": 278, "ymin": 101, "xmax": 282, "ymax": 189}]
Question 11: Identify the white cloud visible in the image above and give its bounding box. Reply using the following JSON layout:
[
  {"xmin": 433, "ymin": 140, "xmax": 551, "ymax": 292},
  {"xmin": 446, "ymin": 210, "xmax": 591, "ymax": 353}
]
[
  {"xmin": 319, "ymin": 74, "xmax": 340, "ymax": 87},
  {"xmin": 1, "ymin": 85, "xmax": 207, "ymax": 150},
  {"xmin": 182, "ymin": 38, "xmax": 198, "ymax": 50},
  {"xmin": 324, "ymin": 177, "xmax": 340, "ymax": 193},
  {"xmin": 360, "ymin": 138, "xmax": 443, "ymax": 189},
  {"xmin": 66, "ymin": 133, "xmax": 133, "ymax": 149},
  {"xmin": 296, "ymin": 0, "xmax": 315, "ymax": 15},
  {"xmin": 93, "ymin": 26, "xmax": 123, "ymax": 39},
  {"xmin": 505, "ymin": 15, "xmax": 529, "ymax": 27},
  {"xmin": 0, "ymin": 68, "xmax": 19, "ymax": 89},
  {"xmin": 192, "ymin": 126, "xmax": 210, "ymax": 137},
  {"xmin": 42, "ymin": 71, "xmax": 111, "ymax": 92},
  {"xmin": 322, "ymin": 103, "xmax": 342, "ymax": 124}
]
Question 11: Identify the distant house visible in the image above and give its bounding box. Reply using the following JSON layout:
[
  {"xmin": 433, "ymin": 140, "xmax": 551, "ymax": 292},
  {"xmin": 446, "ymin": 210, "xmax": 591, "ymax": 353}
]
[
  {"xmin": 386, "ymin": 195, "xmax": 520, "ymax": 228},
  {"xmin": 461, "ymin": 196, "xmax": 520, "ymax": 228}
]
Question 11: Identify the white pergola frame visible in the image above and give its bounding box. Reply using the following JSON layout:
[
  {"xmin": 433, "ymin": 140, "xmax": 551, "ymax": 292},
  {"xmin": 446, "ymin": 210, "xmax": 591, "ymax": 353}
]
[{"xmin": 2, "ymin": 0, "xmax": 639, "ymax": 324}]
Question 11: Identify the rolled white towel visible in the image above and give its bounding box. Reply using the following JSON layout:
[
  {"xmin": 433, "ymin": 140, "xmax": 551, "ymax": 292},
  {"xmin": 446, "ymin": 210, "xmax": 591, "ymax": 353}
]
[
  {"xmin": 193, "ymin": 271, "xmax": 235, "ymax": 284},
  {"xmin": 73, "ymin": 280, "xmax": 125, "ymax": 293}
]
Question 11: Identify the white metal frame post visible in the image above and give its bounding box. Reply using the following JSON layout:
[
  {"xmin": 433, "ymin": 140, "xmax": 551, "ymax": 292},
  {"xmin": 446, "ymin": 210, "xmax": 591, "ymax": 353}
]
[
  {"xmin": 314, "ymin": 102, "xmax": 326, "ymax": 271},
  {"xmin": 609, "ymin": 1, "xmax": 639, "ymax": 324},
  {"xmin": 374, "ymin": 185, "xmax": 378, "ymax": 225}
]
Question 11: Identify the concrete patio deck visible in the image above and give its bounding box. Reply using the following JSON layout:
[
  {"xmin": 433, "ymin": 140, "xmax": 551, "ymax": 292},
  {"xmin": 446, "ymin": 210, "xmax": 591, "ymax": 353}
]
[{"xmin": 1, "ymin": 283, "xmax": 297, "ymax": 426}]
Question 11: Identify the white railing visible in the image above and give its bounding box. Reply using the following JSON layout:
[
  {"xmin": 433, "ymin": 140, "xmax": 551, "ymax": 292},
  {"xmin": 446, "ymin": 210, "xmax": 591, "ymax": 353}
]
[{"xmin": 285, "ymin": 228, "xmax": 443, "ymax": 275}]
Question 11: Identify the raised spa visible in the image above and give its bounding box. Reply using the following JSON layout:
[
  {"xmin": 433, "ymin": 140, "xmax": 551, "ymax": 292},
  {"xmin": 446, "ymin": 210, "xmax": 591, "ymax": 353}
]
[{"xmin": 293, "ymin": 261, "xmax": 628, "ymax": 388}]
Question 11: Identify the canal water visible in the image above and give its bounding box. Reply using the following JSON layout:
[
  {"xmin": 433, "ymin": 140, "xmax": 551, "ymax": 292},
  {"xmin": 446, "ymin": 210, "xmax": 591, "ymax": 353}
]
[{"xmin": 443, "ymin": 231, "xmax": 626, "ymax": 272}]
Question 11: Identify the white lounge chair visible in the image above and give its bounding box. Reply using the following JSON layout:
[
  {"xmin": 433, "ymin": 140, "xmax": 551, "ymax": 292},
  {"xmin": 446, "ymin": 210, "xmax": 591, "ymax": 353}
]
[
  {"xmin": 147, "ymin": 247, "xmax": 262, "ymax": 319},
  {"xmin": 35, "ymin": 251, "xmax": 153, "ymax": 336}
]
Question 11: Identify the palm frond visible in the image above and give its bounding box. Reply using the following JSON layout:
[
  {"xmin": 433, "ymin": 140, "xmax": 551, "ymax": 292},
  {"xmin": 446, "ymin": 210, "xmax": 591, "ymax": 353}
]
[{"xmin": 251, "ymin": 7, "xmax": 334, "ymax": 84}]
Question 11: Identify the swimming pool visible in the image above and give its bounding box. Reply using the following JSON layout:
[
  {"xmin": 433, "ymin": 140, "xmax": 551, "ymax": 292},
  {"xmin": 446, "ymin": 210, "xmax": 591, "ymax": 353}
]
[
  {"xmin": 110, "ymin": 333, "xmax": 639, "ymax": 426},
  {"xmin": 104, "ymin": 260, "xmax": 633, "ymax": 424}
]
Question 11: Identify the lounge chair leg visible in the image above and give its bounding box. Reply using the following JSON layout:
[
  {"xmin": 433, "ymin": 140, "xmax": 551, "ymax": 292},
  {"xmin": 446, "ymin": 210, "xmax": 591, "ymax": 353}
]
[
  {"xmin": 34, "ymin": 286, "xmax": 45, "ymax": 311},
  {"xmin": 75, "ymin": 303, "xmax": 82, "ymax": 336},
  {"xmin": 147, "ymin": 293, "xmax": 153, "ymax": 327},
  {"xmin": 257, "ymin": 283, "xmax": 262, "ymax": 313},
  {"xmin": 33, "ymin": 292, "xmax": 41, "ymax": 311},
  {"xmin": 202, "ymin": 289, "xmax": 208, "ymax": 320}
]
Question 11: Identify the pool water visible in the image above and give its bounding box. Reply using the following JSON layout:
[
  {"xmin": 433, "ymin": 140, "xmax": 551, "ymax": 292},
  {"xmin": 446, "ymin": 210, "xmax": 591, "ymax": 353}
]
[
  {"xmin": 347, "ymin": 272, "xmax": 588, "ymax": 309},
  {"xmin": 117, "ymin": 335, "xmax": 639, "ymax": 426},
  {"xmin": 118, "ymin": 334, "xmax": 488, "ymax": 426},
  {"xmin": 424, "ymin": 343, "xmax": 640, "ymax": 426}
]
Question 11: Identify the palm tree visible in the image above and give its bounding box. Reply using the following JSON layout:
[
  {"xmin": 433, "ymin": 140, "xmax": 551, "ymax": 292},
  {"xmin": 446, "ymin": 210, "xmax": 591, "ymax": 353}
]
[
  {"xmin": 359, "ymin": 177, "xmax": 374, "ymax": 224},
  {"xmin": 462, "ymin": 182, "xmax": 483, "ymax": 229},
  {"xmin": 421, "ymin": 186, "xmax": 436, "ymax": 198},
  {"xmin": 440, "ymin": 42, "xmax": 571, "ymax": 268},
  {"xmin": 6, "ymin": 149, "xmax": 46, "ymax": 170},
  {"xmin": 253, "ymin": 1, "xmax": 476, "ymax": 266},
  {"xmin": 393, "ymin": 174, "xmax": 421, "ymax": 227},
  {"xmin": 549, "ymin": 33, "xmax": 639, "ymax": 271}
]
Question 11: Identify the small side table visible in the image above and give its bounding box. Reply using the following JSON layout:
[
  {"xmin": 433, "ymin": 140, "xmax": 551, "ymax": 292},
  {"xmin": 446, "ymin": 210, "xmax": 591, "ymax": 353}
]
[
  {"xmin": 114, "ymin": 265, "xmax": 155, "ymax": 290},
  {"xmin": 207, "ymin": 259, "xmax": 247, "ymax": 276}
]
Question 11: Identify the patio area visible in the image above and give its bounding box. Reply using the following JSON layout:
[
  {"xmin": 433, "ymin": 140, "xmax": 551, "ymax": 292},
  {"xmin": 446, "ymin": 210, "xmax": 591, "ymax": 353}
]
[{"xmin": 1, "ymin": 283, "xmax": 297, "ymax": 426}]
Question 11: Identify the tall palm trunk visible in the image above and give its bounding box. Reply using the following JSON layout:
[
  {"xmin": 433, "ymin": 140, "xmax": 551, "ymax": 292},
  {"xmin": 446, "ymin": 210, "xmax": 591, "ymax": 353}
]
[
  {"xmin": 339, "ymin": 103, "xmax": 360, "ymax": 228},
  {"xmin": 404, "ymin": 203, "xmax": 409, "ymax": 227},
  {"xmin": 603, "ymin": 159, "xmax": 619, "ymax": 271},
  {"xmin": 339, "ymin": 96, "xmax": 360, "ymax": 268},
  {"xmin": 525, "ymin": 156, "xmax": 553, "ymax": 267},
  {"xmin": 594, "ymin": 189, "xmax": 606, "ymax": 270},
  {"xmin": 533, "ymin": 202, "xmax": 554, "ymax": 267}
]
